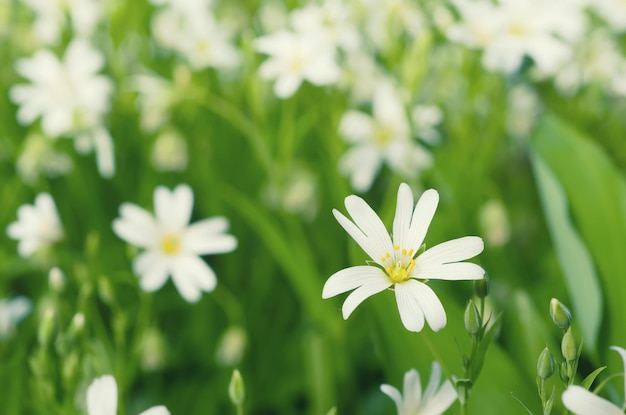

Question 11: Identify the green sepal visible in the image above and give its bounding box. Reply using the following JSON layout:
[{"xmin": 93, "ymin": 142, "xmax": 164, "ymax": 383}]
[{"xmin": 580, "ymin": 366, "xmax": 606, "ymax": 390}]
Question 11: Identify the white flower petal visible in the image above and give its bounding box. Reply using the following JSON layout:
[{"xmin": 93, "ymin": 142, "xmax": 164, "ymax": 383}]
[
  {"xmin": 405, "ymin": 189, "xmax": 439, "ymax": 252},
  {"xmin": 138, "ymin": 406, "xmax": 170, "ymax": 415},
  {"xmin": 154, "ymin": 184, "xmax": 193, "ymax": 230},
  {"xmin": 112, "ymin": 204, "xmax": 157, "ymax": 248},
  {"xmin": 413, "ymin": 281, "xmax": 447, "ymax": 332},
  {"xmin": 392, "ymin": 183, "xmax": 414, "ymax": 249},
  {"xmin": 380, "ymin": 384, "xmax": 403, "ymax": 412},
  {"xmin": 394, "ymin": 281, "xmax": 426, "ymax": 332},
  {"xmin": 422, "ymin": 361, "xmax": 441, "ymax": 401},
  {"xmin": 274, "ymin": 74, "xmax": 302, "ymax": 99},
  {"xmin": 338, "ymin": 145, "xmax": 382, "ymax": 193},
  {"xmin": 341, "ymin": 279, "xmax": 391, "ymax": 319},
  {"xmin": 417, "ymin": 236, "xmax": 484, "ymax": 267},
  {"xmin": 402, "ymin": 368, "xmax": 423, "ymax": 409},
  {"xmin": 87, "ymin": 375, "xmax": 118, "ymax": 415},
  {"xmin": 338, "ymin": 111, "xmax": 374, "ymax": 144},
  {"xmin": 169, "ymin": 255, "xmax": 216, "ymax": 302},
  {"xmin": 322, "ymin": 265, "xmax": 388, "ymax": 298},
  {"xmin": 562, "ymin": 386, "xmax": 623, "ymax": 415},
  {"xmin": 420, "ymin": 379, "xmax": 457, "ymax": 415},
  {"xmin": 344, "ymin": 194, "xmax": 394, "ymax": 261},
  {"xmin": 134, "ymin": 251, "xmax": 169, "ymax": 292},
  {"xmin": 185, "ymin": 217, "xmax": 237, "ymax": 255},
  {"xmin": 415, "ymin": 262, "xmax": 485, "ymax": 281},
  {"xmin": 610, "ymin": 346, "xmax": 626, "ymax": 400}
]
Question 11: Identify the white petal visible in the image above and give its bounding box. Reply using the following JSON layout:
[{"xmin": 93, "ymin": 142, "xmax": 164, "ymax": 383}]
[
  {"xmin": 610, "ymin": 346, "xmax": 626, "ymax": 400},
  {"xmin": 322, "ymin": 266, "xmax": 388, "ymax": 298},
  {"xmin": 338, "ymin": 145, "xmax": 382, "ymax": 193},
  {"xmin": 562, "ymin": 386, "xmax": 623, "ymax": 415},
  {"xmin": 413, "ymin": 281, "xmax": 447, "ymax": 331},
  {"xmin": 274, "ymin": 74, "xmax": 302, "ymax": 99},
  {"xmin": 185, "ymin": 217, "xmax": 237, "ymax": 255},
  {"xmin": 415, "ymin": 262, "xmax": 485, "ymax": 281},
  {"xmin": 112, "ymin": 204, "xmax": 157, "ymax": 248},
  {"xmin": 133, "ymin": 251, "xmax": 170, "ymax": 292},
  {"xmin": 402, "ymin": 368, "xmax": 423, "ymax": 409},
  {"xmin": 405, "ymin": 189, "xmax": 439, "ymax": 251},
  {"xmin": 341, "ymin": 279, "xmax": 391, "ymax": 319},
  {"xmin": 392, "ymin": 183, "xmax": 414, "ymax": 249},
  {"xmin": 154, "ymin": 184, "xmax": 193, "ymax": 230},
  {"xmin": 338, "ymin": 111, "xmax": 374, "ymax": 144},
  {"xmin": 138, "ymin": 406, "xmax": 170, "ymax": 415},
  {"xmin": 170, "ymin": 255, "xmax": 217, "ymax": 302},
  {"xmin": 420, "ymin": 379, "xmax": 457, "ymax": 415},
  {"xmin": 332, "ymin": 208, "xmax": 377, "ymax": 261},
  {"xmin": 417, "ymin": 236, "xmax": 484, "ymax": 266},
  {"xmin": 422, "ymin": 361, "xmax": 442, "ymax": 401},
  {"xmin": 344, "ymin": 195, "xmax": 394, "ymax": 261},
  {"xmin": 380, "ymin": 384, "xmax": 404, "ymax": 412},
  {"xmin": 87, "ymin": 375, "xmax": 118, "ymax": 415},
  {"xmin": 394, "ymin": 281, "xmax": 426, "ymax": 332}
]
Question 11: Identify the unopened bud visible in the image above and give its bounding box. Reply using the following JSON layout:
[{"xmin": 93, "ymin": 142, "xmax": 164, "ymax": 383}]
[
  {"xmin": 229, "ymin": 369, "xmax": 245, "ymax": 407},
  {"xmin": 561, "ymin": 327, "xmax": 577, "ymax": 362},
  {"xmin": 559, "ymin": 361, "xmax": 569, "ymax": 383},
  {"xmin": 474, "ymin": 273, "xmax": 490, "ymax": 298},
  {"xmin": 550, "ymin": 298, "xmax": 571, "ymax": 330},
  {"xmin": 464, "ymin": 300, "xmax": 481, "ymax": 335},
  {"xmin": 537, "ymin": 347, "xmax": 555, "ymax": 379},
  {"xmin": 70, "ymin": 313, "xmax": 85, "ymax": 334},
  {"xmin": 326, "ymin": 408, "xmax": 337, "ymax": 415},
  {"xmin": 48, "ymin": 267, "xmax": 65, "ymax": 292},
  {"xmin": 38, "ymin": 308, "xmax": 55, "ymax": 346}
]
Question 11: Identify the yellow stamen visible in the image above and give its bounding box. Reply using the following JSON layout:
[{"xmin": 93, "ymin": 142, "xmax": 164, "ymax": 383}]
[
  {"xmin": 394, "ymin": 245, "xmax": 400, "ymax": 251},
  {"xmin": 160, "ymin": 233, "xmax": 181, "ymax": 255}
]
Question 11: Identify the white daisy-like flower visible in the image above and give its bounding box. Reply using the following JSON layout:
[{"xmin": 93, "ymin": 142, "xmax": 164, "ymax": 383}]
[
  {"xmin": 338, "ymin": 80, "xmax": 432, "ymax": 192},
  {"xmin": 322, "ymin": 183, "xmax": 485, "ymax": 332},
  {"xmin": 22, "ymin": 0, "xmax": 102, "ymax": 45},
  {"xmin": 562, "ymin": 346, "xmax": 626, "ymax": 415},
  {"xmin": 86, "ymin": 375, "xmax": 169, "ymax": 415},
  {"xmin": 112, "ymin": 184, "xmax": 237, "ymax": 303},
  {"xmin": 0, "ymin": 296, "xmax": 32, "ymax": 339},
  {"xmin": 255, "ymin": 29, "xmax": 341, "ymax": 98},
  {"xmin": 381, "ymin": 362, "xmax": 457, "ymax": 415},
  {"xmin": 7, "ymin": 193, "xmax": 63, "ymax": 258}
]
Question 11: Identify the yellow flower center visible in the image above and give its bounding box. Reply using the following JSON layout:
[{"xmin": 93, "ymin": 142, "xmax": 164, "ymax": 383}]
[
  {"xmin": 381, "ymin": 246, "xmax": 416, "ymax": 284},
  {"xmin": 160, "ymin": 232, "xmax": 181, "ymax": 255}
]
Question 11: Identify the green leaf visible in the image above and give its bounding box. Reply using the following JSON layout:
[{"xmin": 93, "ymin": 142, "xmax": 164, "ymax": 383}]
[
  {"xmin": 511, "ymin": 392, "xmax": 536, "ymax": 415},
  {"xmin": 580, "ymin": 366, "xmax": 606, "ymax": 390}
]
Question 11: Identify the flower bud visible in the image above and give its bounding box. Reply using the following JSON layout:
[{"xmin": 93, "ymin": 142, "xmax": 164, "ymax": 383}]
[
  {"xmin": 549, "ymin": 298, "xmax": 571, "ymax": 330},
  {"xmin": 561, "ymin": 327, "xmax": 577, "ymax": 362},
  {"xmin": 464, "ymin": 300, "xmax": 481, "ymax": 335},
  {"xmin": 229, "ymin": 369, "xmax": 245, "ymax": 407},
  {"xmin": 70, "ymin": 313, "xmax": 85, "ymax": 335},
  {"xmin": 559, "ymin": 361, "xmax": 569, "ymax": 383},
  {"xmin": 474, "ymin": 273, "xmax": 490, "ymax": 298},
  {"xmin": 48, "ymin": 267, "xmax": 65, "ymax": 292},
  {"xmin": 536, "ymin": 347, "xmax": 555, "ymax": 379},
  {"xmin": 38, "ymin": 308, "xmax": 55, "ymax": 346}
]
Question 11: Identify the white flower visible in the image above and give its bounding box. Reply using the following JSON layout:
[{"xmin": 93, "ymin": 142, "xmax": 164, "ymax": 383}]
[
  {"xmin": 86, "ymin": 375, "xmax": 169, "ymax": 415},
  {"xmin": 151, "ymin": 130, "xmax": 188, "ymax": 172},
  {"xmin": 112, "ymin": 184, "xmax": 237, "ymax": 303},
  {"xmin": 255, "ymin": 29, "xmax": 341, "ymax": 98},
  {"xmin": 562, "ymin": 346, "xmax": 626, "ymax": 415},
  {"xmin": 322, "ymin": 183, "xmax": 485, "ymax": 332},
  {"xmin": 7, "ymin": 193, "xmax": 63, "ymax": 257},
  {"xmin": 0, "ymin": 296, "xmax": 32, "ymax": 339},
  {"xmin": 381, "ymin": 362, "xmax": 457, "ymax": 415},
  {"xmin": 338, "ymin": 80, "xmax": 432, "ymax": 192},
  {"xmin": 17, "ymin": 133, "xmax": 73, "ymax": 185}
]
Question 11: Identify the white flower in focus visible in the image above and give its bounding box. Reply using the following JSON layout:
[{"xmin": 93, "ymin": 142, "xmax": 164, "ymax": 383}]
[
  {"xmin": 7, "ymin": 193, "xmax": 63, "ymax": 257},
  {"xmin": 338, "ymin": 80, "xmax": 432, "ymax": 192},
  {"xmin": 562, "ymin": 346, "xmax": 626, "ymax": 415},
  {"xmin": 323, "ymin": 183, "xmax": 485, "ymax": 332},
  {"xmin": 112, "ymin": 184, "xmax": 237, "ymax": 303},
  {"xmin": 255, "ymin": 29, "xmax": 341, "ymax": 98},
  {"xmin": 86, "ymin": 375, "xmax": 169, "ymax": 415},
  {"xmin": 0, "ymin": 296, "xmax": 32, "ymax": 339},
  {"xmin": 23, "ymin": 0, "xmax": 102, "ymax": 45},
  {"xmin": 381, "ymin": 362, "xmax": 457, "ymax": 415}
]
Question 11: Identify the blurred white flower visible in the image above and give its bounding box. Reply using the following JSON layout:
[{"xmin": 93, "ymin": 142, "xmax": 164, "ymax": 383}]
[
  {"xmin": 17, "ymin": 133, "xmax": 73, "ymax": 185},
  {"xmin": 7, "ymin": 193, "xmax": 63, "ymax": 257},
  {"xmin": 0, "ymin": 296, "xmax": 32, "ymax": 339},
  {"xmin": 112, "ymin": 184, "xmax": 237, "ymax": 303},
  {"xmin": 23, "ymin": 0, "xmax": 102, "ymax": 45},
  {"xmin": 506, "ymin": 84, "xmax": 539, "ymax": 139},
  {"xmin": 264, "ymin": 167, "xmax": 318, "ymax": 220},
  {"xmin": 381, "ymin": 362, "xmax": 457, "ymax": 415},
  {"xmin": 338, "ymin": 80, "xmax": 432, "ymax": 192},
  {"xmin": 322, "ymin": 183, "xmax": 485, "ymax": 332},
  {"xmin": 86, "ymin": 375, "xmax": 169, "ymax": 415},
  {"xmin": 131, "ymin": 72, "xmax": 177, "ymax": 132},
  {"xmin": 478, "ymin": 200, "xmax": 510, "ymax": 247},
  {"xmin": 255, "ymin": 29, "xmax": 341, "ymax": 98},
  {"xmin": 10, "ymin": 39, "xmax": 115, "ymax": 177},
  {"xmin": 411, "ymin": 105, "xmax": 443, "ymax": 145},
  {"xmin": 592, "ymin": 0, "xmax": 626, "ymax": 33},
  {"xmin": 151, "ymin": 130, "xmax": 188, "ymax": 172},
  {"xmin": 215, "ymin": 326, "xmax": 247, "ymax": 366},
  {"xmin": 356, "ymin": 0, "xmax": 425, "ymax": 51},
  {"xmin": 149, "ymin": 0, "xmax": 211, "ymax": 16},
  {"xmin": 562, "ymin": 346, "xmax": 626, "ymax": 415},
  {"xmin": 338, "ymin": 49, "xmax": 382, "ymax": 104}
]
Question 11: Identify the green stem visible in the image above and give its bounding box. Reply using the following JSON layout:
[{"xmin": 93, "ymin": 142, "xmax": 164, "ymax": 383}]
[{"xmin": 236, "ymin": 404, "xmax": 244, "ymax": 415}]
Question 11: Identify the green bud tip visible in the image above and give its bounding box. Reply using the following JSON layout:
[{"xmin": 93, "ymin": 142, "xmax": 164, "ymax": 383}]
[
  {"xmin": 464, "ymin": 300, "xmax": 481, "ymax": 335},
  {"xmin": 474, "ymin": 273, "xmax": 490, "ymax": 298},
  {"xmin": 229, "ymin": 369, "xmax": 245, "ymax": 406},
  {"xmin": 537, "ymin": 347, "xmax": 555, "ymax": 379},
  {"xmin": 549, "ymin": 298, "xmax": 571, "ymax": 330},
  {"xmin": 561, "ymin": 327, "xmax": 577, "ymax": 362}
]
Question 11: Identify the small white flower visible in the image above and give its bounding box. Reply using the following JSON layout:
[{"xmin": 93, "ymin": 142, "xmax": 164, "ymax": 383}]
[
  {"xmin": 323, "ymin": 183, "xmax": 485, "ymax": 332},
  {"xmin": 23, "ymin": 0, "xmax": 103, "ymax": 45},
  {"xmin": 338, "ymin": 80, "xmax": 432, "ymax": 192},
  {"xmin": 562, "ymin": 346, "xmax": 626, "ymax": 415},
  {"xmin": 17, "ymin": 133, "xmax": 73, "ymax": 185},
  {"xmin": 86, "ymin": 375, "xmax": 169, "ymax": 415},
  {"xmin": 255, "ymin": 29, "xmax": 341, "ymax": 98},
  {"xmin": 381, "ymin": 362, "xmax": 457, "ymax": 415},
  {"xmin": 112, "ymin": 184, "xmax": 237, "ymax": 303},
  {"xmin": 0, "ymin": 296, "xmax": 32, "ymax": 339},
  {"xmin": 7, "ymin": 193, "xmax": 63, "ymax": 257},
  {"xmin": 151, "ymin": 130, "xmax": 188, "ymax": 172}
]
